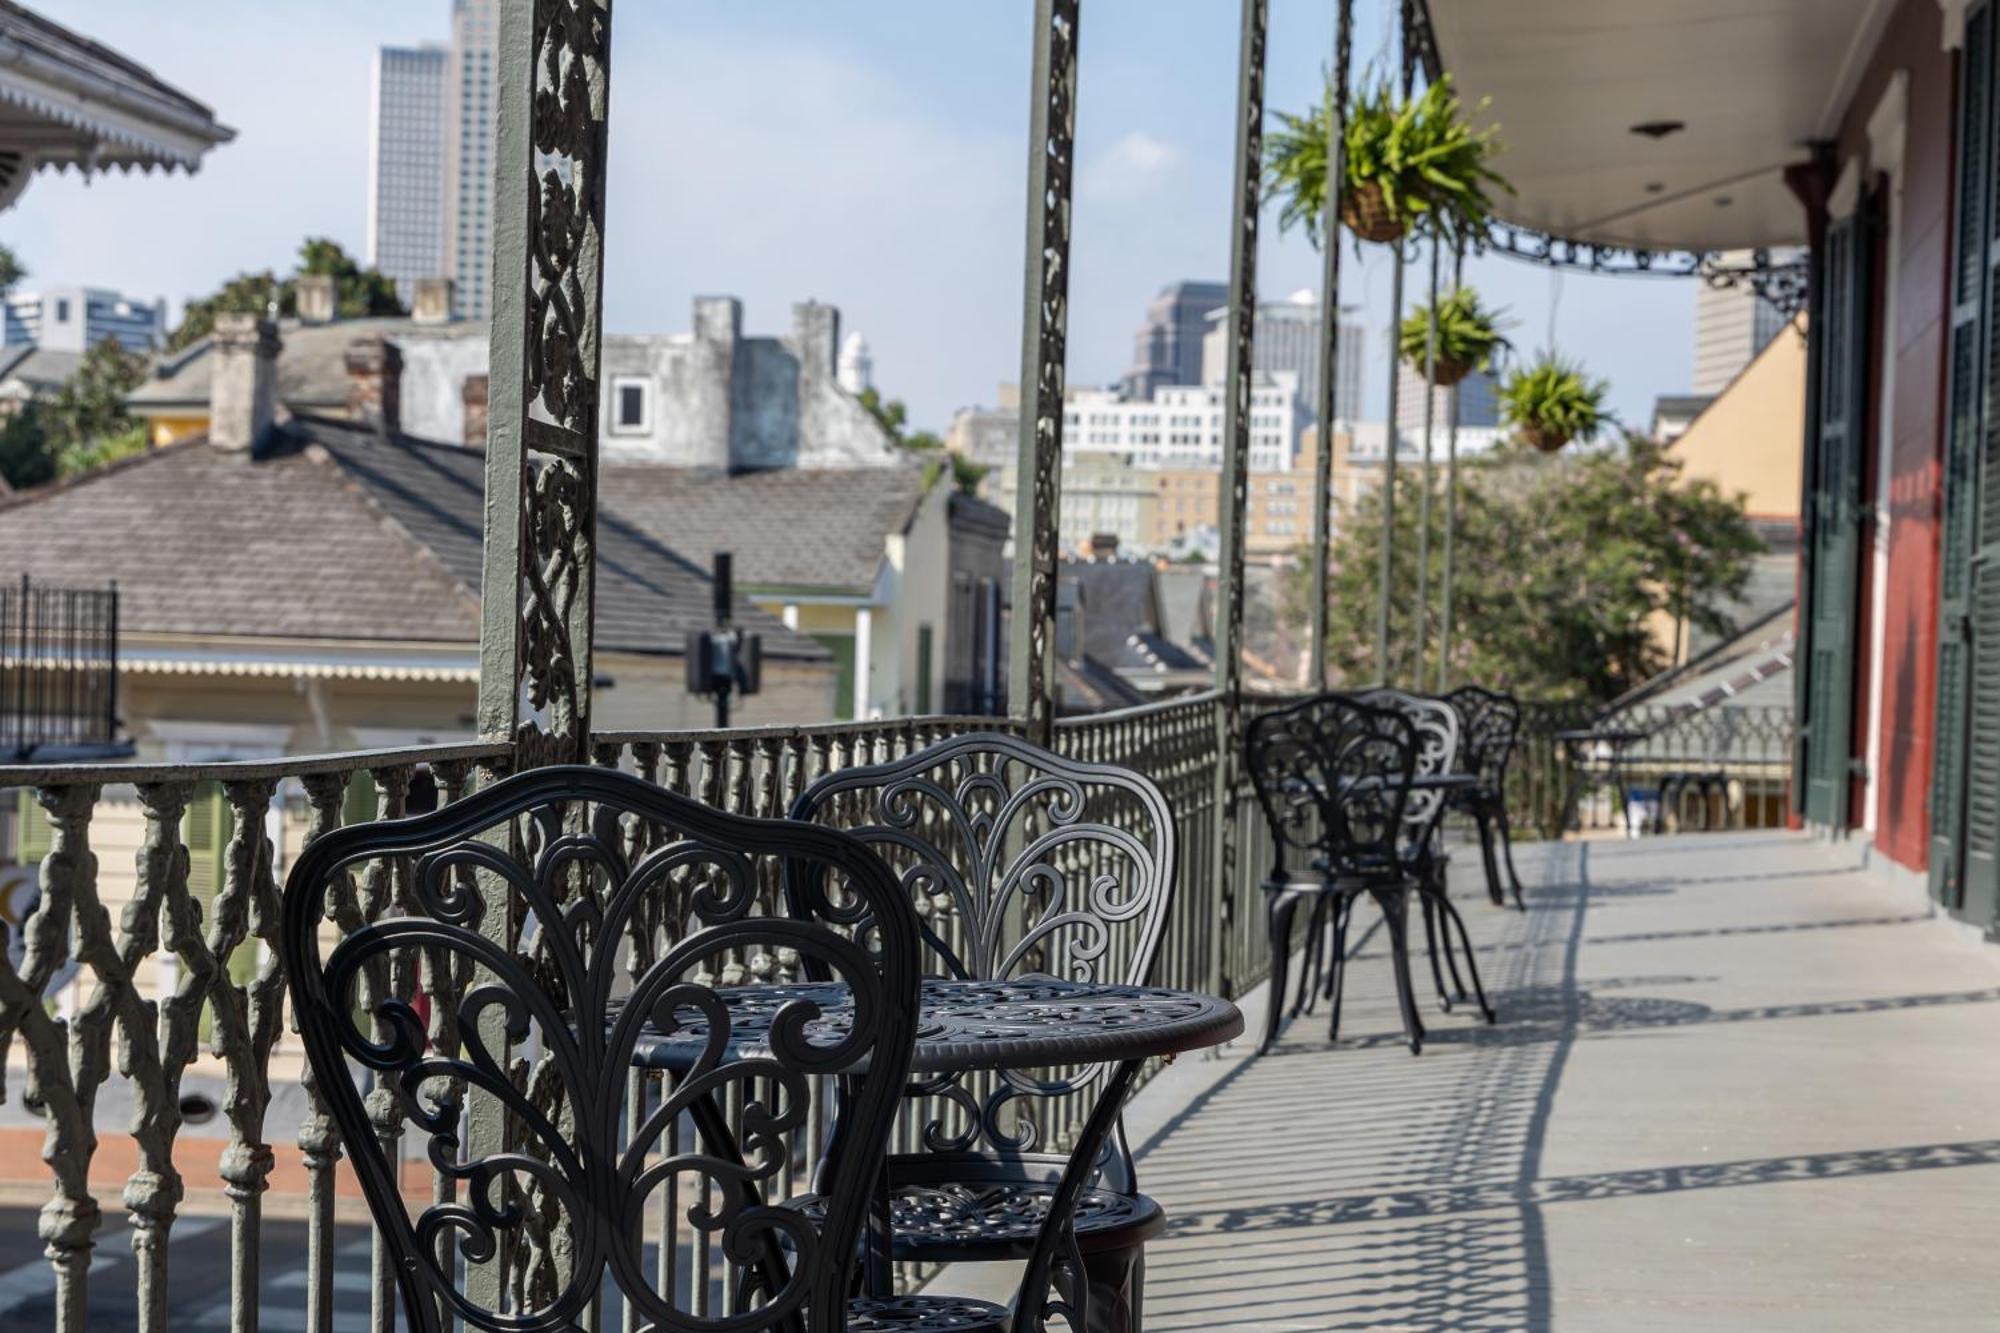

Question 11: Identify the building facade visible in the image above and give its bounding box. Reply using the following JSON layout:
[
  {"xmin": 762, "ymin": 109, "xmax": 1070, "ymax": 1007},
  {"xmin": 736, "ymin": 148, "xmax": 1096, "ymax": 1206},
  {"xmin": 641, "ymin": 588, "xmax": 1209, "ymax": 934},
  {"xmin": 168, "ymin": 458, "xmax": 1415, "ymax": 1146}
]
[
  {"xmin": 367, "ymin": 45, "xmax": 448, "ymax": 305},
  {"xmin": 1065, "ymin": 372, "xmax": 1304, "ymax": 473},
  {"xmin": 443, "ymin": 0, "xmax": 498, "ymax": 322},
  {"xmin": 1393, "ymin": 361, "xmax": 1502, "ymax": 439},
  {"xmin": 1199, "ymin": 289, "xmax": 1365, "ymax": 424},
  {"xmin": 1121, "ymin": 280, "xmax": 1229, "ymax": 398},
  {"xmin": 3, "ymin": 287, "xmax": 164, "ymax": 353}
]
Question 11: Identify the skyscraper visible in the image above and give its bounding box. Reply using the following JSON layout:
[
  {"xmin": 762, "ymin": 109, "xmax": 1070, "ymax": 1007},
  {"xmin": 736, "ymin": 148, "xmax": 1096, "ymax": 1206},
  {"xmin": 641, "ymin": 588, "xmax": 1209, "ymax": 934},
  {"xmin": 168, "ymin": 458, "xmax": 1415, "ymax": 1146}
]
[
  {"xmin": 1395, "ymin": 360, "xmax": 1501, "ymax": 440},
  {"xmin": 1121, "ymin": 281, "xmax": 1230, "ymax": 398},
  {"xmin": 1692, "ymin": 250, "xmax": 1795, "ymax": 394},
  {"xmin": 1198, "ymin": 290, "xmax": 1364, "ymax": 424},
  {"xmin": 443, "ymin": 0, "xmax": 499, "ymax": 322},
  {"xmin": 367, "ymin": 45, "xmax": 447, "ymax": 305}
]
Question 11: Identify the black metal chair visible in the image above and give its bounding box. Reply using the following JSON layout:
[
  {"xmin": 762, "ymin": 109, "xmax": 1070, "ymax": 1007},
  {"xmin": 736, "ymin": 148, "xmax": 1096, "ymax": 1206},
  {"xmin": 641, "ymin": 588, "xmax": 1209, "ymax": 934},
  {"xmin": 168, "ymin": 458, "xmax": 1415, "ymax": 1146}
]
[
  {"xmin": 280, "ymin": 763, "xmax": 1012, "ymax": 1333},
  {"xmin": 1444, "ymin": 685, "xmax": 1528, "ymax": 910},
  {"xmin": 1247, "ymin": 693, "xmax": 1430, "ymax": 1055},
  {"xmin": 784, "ymin": 732, "xmax": 1176, "ymax": 1333},
  {"xmin": 1347, "ymin": 687, "xmax": 1494, "ymax": 1027}
]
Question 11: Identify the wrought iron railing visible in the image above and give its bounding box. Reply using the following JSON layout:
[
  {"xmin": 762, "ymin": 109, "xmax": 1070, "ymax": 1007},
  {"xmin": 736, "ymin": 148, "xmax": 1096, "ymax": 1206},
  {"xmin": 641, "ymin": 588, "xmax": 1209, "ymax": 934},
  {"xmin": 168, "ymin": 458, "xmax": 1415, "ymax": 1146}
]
[
  {"xmin": 1504, "ymin": 701, "xmax": 1795, "ymax": 839},
  {"xmin": 0, "ymin": 697, "xmax": 1293, "ymax": 1330},
  {"xmin": 0, "ymin": 577, "xmax": 121, "ymax": 762}
]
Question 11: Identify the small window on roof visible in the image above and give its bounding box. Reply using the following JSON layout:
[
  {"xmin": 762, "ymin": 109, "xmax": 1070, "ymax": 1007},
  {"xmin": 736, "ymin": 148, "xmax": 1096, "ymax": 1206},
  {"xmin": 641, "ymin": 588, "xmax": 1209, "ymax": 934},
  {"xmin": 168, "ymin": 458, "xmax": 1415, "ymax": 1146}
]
[{"xmin": 611, "ymin": 376, "xmax": 650, "ymax": 434}]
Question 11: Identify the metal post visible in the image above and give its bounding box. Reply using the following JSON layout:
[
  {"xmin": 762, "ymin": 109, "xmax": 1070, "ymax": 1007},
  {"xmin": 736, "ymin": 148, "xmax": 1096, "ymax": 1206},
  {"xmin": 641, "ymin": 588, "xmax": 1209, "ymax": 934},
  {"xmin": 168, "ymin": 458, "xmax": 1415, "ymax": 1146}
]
[
  {"xmin": 1007, "ymin": 0, "xmax": 1081, "ymax": 749},
  {"xmin": 468, "ymin": 0, "xmax": 612, "ymax": 1313},
  {"xmin": 476, "ymin": 0, "xmax": 610, "ymax": 771},
  {"xmin": 1437, "ymin": 244, "xmax": 1466, "ymax": 692},
  {"xmin": 1374, "ymin": 1, "xmax": 1420, "ymax": 687},
  {"xmin": 1412, "ymin": 233, "xmax": 1441, "ymax": 680},
  {"xmin": 1307, "ymin": 0, "xmax": 1356, "ymax": 691},
  {"xmin": 1211, "ymin": 0, "xmax": 1267, "ymax": 1001}
]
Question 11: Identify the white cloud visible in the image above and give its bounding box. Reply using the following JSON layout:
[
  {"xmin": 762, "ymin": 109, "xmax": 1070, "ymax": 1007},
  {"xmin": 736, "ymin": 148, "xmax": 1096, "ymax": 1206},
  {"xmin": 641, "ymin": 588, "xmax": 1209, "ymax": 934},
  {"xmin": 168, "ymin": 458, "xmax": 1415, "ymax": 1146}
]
[{"xmin": 1081, "ymin": 131, "xmax": 1184, "ymax": 203}]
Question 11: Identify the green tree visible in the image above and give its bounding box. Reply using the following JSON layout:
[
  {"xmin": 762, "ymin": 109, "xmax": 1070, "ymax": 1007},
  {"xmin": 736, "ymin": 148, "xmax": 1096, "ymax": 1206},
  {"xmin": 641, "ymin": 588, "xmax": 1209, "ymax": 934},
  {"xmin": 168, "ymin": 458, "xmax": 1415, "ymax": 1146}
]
[
  {"xmin": 0, "ymin": 244, "xmax": 26, "ymax": 300},
  {"xmin": 167, "ymin": 237, "xmax": 404, "ymax": 352},
  {"xmin": 40, "ymin": 337, "xmax": 151, "ymax": 478},
  {"xmin": 860, "ymin": 385, "xmax": 988, "ymax": 496},
  {"xmin": 0, "ymin": 407, "xmax": 53, "ymax": 491},
  {"xmin": 1291, "ymin": 434, "xmax": 1762, "ymax": 703}
]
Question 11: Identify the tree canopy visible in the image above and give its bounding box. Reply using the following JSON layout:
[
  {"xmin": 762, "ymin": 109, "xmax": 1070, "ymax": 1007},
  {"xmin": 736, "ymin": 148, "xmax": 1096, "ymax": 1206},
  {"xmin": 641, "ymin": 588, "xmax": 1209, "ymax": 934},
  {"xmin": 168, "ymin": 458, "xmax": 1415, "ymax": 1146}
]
[
  {"xmin": 167, "ymin": 237, "xmax": 404, "ymax": 352},
  {"xmin": 1290, "ymin": 434, "xmax": 1763, "ymax": 703}
]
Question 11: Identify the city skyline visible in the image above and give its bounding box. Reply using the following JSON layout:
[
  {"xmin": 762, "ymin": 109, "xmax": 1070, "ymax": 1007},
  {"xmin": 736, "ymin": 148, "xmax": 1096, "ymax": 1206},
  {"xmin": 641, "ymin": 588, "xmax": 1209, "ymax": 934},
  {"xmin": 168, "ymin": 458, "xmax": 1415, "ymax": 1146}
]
[{"xmin": 7, "ymin": 0, "xmax": 1694, "ymax": 434}]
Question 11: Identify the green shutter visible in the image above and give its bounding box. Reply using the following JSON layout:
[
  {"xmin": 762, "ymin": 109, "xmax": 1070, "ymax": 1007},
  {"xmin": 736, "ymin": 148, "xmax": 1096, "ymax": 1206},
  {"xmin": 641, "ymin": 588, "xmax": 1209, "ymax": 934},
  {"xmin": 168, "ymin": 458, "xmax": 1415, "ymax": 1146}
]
[
  {"xmin": 1802, "ymin": 207, "xmax": 1871, "ymax": 828},
  {"xmin": 916, "ymin": 624, "xmax": 934, "ymax": 715},
  {"xmin": 814, "ymin": 633, "xmax": 857, "ymax": 722},
  {"xmin": 344, "ymin": 772, "xmax": 378, "ymax": 829},
  {"xmin": 185, "ymin": 783, "xmax": 258, "ymax": 1042},
  {"xmin": 1936, "ymin": 2, "xmax": 1995, "ymax": 910},
  {"xmin": 14, "ymin": 790, "xmax": 50, "ymax": 865}
]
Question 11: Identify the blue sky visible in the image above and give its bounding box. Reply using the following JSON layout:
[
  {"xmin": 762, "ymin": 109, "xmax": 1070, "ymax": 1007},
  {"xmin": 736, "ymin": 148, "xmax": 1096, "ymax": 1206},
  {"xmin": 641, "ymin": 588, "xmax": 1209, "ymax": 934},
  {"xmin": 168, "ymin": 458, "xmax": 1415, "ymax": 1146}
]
[{"xmin": 9, "ymin": 0, "xmax": 1692, "ymax": 433}]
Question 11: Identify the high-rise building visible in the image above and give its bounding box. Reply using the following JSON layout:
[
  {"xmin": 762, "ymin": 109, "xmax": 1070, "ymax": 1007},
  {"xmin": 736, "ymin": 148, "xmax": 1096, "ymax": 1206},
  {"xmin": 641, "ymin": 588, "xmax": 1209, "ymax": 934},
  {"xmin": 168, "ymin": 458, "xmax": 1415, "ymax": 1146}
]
[
  {"xmin": 1121, "ymin": 280, "xmax": 1229, "ymax": 397},
  {"xmin": 367, "ymin": 45, "xmax": 447, "ymax": 305},
  {"xmin": 1692, "ymin": 250, "xmax": 1795, "ymax": 394},
  {"xmin": 3, "ymin": 287, "xmax": 164, "ymax": 353},
  {"xmin": 443, "ymin": 0, "xmax": 499, "ymax": 322},
  {"xmin": 1199, "ymin": 289, "xmax": 1364, "ymax": 423},
  {"xmin": 1394, "ymin": 361, "xmax": 1501, "ymax": 441},
  {"xmin": 1065, "ymin": 372, "xmax": 1304, "ymax": 473}
]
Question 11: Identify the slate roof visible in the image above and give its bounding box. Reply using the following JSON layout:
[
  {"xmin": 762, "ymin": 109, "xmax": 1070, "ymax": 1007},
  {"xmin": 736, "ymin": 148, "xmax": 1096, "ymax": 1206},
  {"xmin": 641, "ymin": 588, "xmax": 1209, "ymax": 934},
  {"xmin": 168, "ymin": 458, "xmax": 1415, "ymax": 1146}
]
[
  {"xmin": 0, "ymin": 345, "xmax": 82, "ymax": 397},
  {"xmin": 601, "ymin": 463, "xmax": 939, "ymax": 594},
  {"xmin": 0, "ymin": 419, "xmax": 825, "ymax": 661},
  {"xmin": 1067, "ymin": 556, "xmax": 1209, "ymax": 676},
  {"xmin": 129, "ymin": 317, "xmax": 483, "ymax": 412}
]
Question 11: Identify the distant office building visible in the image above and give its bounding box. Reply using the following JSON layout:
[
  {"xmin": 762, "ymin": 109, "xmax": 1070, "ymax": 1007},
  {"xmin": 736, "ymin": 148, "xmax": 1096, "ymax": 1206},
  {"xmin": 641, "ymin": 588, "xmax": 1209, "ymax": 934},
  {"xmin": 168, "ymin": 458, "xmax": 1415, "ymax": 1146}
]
[
  {"xmin": 1693, "ymin": 250, "xmax": 1795, "ymax": 394},
  {"xmin": 367, "ymin": 45, "xmax": 447, "ymax": 305},
  {"xmin": 948, "ymin": 395, "xmax": 1019, "ymax": 472},
  {"xmin": 3, "ymin": 287, "xmax": 164, "ymax": 353},
  {"xmin": 1199, "ymin": 289, "xmax": 1364, "ymax": 423},
  {"xmin": 1067, "ymin": 372, "xmax": 1304, "ymax": 473},
  {"xmin": 1394, "ymin": 361, "xmax": 1501, "ymax": 441},
  {"xmin": 443, "ymin": 0, "xmax": 499, "ymax": 322},
  {"xmin": 1121, "ymin": 280, "xmax": 1229, "ymax": 397}
]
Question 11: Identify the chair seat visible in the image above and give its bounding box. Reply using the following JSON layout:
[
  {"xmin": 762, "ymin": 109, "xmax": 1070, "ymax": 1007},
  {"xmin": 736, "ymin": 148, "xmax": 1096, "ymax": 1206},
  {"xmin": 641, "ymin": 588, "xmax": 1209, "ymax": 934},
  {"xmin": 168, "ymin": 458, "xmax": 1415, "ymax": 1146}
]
[
  {"xmin": 849, "ymin": 1294, "xmax": 1013, "ymax": 1331},
  {"xmin": 791, "ymin": 1160, "xmax": 1165, "ymax": 1263}
]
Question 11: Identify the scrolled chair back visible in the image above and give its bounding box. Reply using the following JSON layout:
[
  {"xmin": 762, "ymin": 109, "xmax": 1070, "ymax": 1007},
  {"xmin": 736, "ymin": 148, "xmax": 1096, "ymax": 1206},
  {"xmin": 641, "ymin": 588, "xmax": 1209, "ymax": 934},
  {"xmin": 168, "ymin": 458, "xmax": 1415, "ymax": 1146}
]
[
  {"xmin": 1445, "ymin": 683, "xmax": 1523, "ymax": 791},
  {"xmin": 784, "ymin": 731, "xmax": 1175, "ymax": 1157},
  {"xmin": 1344, "ymin": 687, "xmax": 1463, "ymax": 845},
  {"xmin": 280, "ymin": 764, "xmax": 920, "ymax": 1333},
  {"xmin": 1245, "ymin": 693, "xmax": 1419, "ymax": 882}
]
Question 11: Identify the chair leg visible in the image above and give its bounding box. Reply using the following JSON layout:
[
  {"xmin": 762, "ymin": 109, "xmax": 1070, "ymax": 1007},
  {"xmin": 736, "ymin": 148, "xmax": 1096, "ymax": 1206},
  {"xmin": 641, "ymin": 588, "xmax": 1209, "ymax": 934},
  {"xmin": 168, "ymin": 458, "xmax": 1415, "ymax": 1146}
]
[
  {"xmin": 1474, "ymin": 807, "xmax": 1505, "ymax": 907},
  {"xmin": 1081, "ymin": 1245, "xmax": 1145, "ymax": 1333},
  {"xmin": 1260, "ymin": 891, "xmax": 1300, "ymax": 1054},
  {"xmin": 1419, "ymin": 887, "xmax": 1454, "ymax": 1013},
  {"xmin": 1438, "ymin": 894, "xmax": 1496, "ymax": 1024},
  {"xmin": 1375, "ymin": 886, "xmax": 1425, "ymax": 1055},
  {"xmin": 1297, "ymin": 894, "xmax": 1331, "ymax": 1017},
  {"xmin": 1327, "ymin": 893, "xmax": 1354, "ymax": 1042},
  {"xmin": 1495, "ymin": 804, "xmax": 1527, "ymax": 911}
]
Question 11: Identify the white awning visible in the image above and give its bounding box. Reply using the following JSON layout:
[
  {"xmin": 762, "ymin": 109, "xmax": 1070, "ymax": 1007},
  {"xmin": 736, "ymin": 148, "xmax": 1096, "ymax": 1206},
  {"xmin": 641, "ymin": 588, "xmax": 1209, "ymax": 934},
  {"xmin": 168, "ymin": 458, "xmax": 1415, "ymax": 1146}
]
[{"xmin": 1426, "ymin": 0, "xmax": 1891, "ymax": 250}]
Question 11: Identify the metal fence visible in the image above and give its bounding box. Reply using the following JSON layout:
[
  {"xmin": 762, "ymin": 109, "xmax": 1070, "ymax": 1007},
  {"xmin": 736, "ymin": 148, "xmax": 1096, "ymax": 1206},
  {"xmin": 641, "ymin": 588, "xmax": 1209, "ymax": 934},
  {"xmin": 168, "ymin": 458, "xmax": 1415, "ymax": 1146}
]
[
  {"xmin": 0, "ymin": 695, "xmax": 1285, "ymax": 1331},
  {"xmin": 1504, "ymin": 700, "xmax": 1795, "ymax": 840},
  {"xmin": 0, "ymin": 577, "xmax": 120, "ymax": 762}
]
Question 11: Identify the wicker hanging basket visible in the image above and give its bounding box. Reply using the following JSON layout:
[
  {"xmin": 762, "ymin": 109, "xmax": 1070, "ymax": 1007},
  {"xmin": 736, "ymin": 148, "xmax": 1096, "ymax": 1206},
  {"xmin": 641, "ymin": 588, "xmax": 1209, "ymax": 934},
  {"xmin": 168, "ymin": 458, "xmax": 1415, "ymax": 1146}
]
[
  {"xmin": 1428, "ymin": 357, "xmax": 1475, "ymax": 387},
  {"xmin": 1520, "ymin": 422, "xmax": 1570, "ymax": 454},
  {"xmin": 1341, "ymin": 181, "xmax": 1406, "ymax": 244}
]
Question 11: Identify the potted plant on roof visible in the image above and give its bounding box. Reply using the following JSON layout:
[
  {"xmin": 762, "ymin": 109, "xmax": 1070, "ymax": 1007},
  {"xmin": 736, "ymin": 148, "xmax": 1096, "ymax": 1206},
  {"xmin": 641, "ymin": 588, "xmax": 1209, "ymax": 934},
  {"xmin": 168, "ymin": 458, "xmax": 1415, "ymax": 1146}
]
[
  {"xmin": 1265, "ymin": 72, "xmax": 1509, "ymax": 249},
  {"xmin": 1499, "ymin": 356, "xmax": 1609, "ymax": 453},
  {"xmin": 1399, "ymin": 286, "xmax": 1508, "ymax": 386}
]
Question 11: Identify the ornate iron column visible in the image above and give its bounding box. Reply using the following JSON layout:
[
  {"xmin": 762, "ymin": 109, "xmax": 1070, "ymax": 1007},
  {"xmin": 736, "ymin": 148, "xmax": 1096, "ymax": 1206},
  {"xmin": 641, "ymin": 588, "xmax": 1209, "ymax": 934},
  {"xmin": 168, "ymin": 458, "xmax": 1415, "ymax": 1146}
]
[
  {"xmin": 1373, "ymin": 0, "xmax": 1419, "ymax": 687},
  {"xmin": 1008, "ymin": 0, "xmax": 1081, "ymax": 748},
  {"xmin": 1212, "ymin": 0, "xmax": 1267, "ymax": 1001},
  {"xmin": 477, "ymin": 0, "xmax": 611, "ymax": 771},
  {"xmin": 1437, "ymin": 242, "xmax": 1465, "ymax": 691},
  {"xmin": 1411, "ymin": 234, "xmax": 1441, "ymax": 679},
  {"xmin": 1308, "ymin": 0, "xmax": 1356, "ymax": 691}
]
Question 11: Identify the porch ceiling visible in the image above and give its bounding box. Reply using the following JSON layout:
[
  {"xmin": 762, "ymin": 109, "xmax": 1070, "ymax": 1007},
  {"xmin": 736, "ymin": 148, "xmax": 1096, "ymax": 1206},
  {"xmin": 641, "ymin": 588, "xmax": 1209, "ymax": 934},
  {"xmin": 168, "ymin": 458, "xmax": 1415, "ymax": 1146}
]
[{"xmin": 1425, "ymin": 0, "xmax": 1891, "ymax": 250}]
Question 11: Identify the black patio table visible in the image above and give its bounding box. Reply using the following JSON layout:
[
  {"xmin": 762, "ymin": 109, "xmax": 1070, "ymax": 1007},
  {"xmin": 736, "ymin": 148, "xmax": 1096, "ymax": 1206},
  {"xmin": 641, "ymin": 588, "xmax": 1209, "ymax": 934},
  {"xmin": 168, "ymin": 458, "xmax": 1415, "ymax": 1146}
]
[
  {"xmin": 1554, "ymin": 726, "xmax": 1650, "ymax": 831},
  {"xmin": 626, "ymin": 977, "xmax": 1243, "ymax": 1327}
]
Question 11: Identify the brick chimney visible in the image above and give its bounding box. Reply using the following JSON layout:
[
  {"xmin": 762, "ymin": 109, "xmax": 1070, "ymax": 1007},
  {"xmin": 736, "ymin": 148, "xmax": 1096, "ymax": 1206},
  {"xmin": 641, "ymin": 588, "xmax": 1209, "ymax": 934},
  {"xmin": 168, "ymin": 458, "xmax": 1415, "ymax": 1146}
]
[
  {"xmin": 462, "ymin": 373, "xmax": 489, "ymax": 446},
  {"xmin": 791, "ymin": 301, "xmax": 839, "ymax": 382},
  {"xmin": 412, "ymin": 277, "xmax": 454, "ymax": 325},
  {"xmin": 209, "ymin": 313, "xmax": 282, "ymax": 453},
  {"xmin": 295, "ymin": 274, "xmax": 336, "ymax": 325},
  {"xmin": 344, "ymin": 335, "xmax": 402, "ymax": 435}
]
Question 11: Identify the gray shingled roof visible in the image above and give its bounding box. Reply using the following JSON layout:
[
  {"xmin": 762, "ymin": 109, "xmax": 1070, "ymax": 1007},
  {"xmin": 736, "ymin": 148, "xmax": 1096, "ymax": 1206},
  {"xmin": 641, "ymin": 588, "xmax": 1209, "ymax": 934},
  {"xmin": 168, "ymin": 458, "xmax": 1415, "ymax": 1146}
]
[
  {"xmin": 602, "ymin": 463, "xmax": 936, "ymax": 594},
  {"xmin": 0, "ymin": 345, "xmax": 83, "ymax": 397},
  {"xmin": 0, "ymin": 420, "xmax": 825, "ymax": 661}
]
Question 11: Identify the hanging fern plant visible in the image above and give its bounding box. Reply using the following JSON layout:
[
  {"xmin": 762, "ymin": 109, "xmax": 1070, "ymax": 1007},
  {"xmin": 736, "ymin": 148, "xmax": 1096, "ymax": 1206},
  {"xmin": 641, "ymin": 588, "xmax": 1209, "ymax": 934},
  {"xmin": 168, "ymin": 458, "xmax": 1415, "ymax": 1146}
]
[
  {"xmin": 1399, "ymin": 287, "xmax": 1509, "ymax": 386},
  {"xmin": 1500, "ymin": 357, "xmax": 1610, "ymax": 452},
  {"xmin": 1265, "ymin": 72, "xmax": 1509, "ymax": 249}
]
